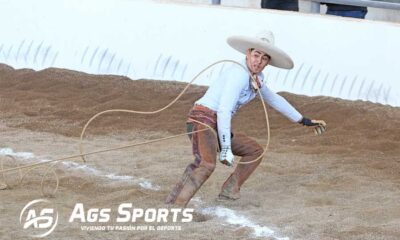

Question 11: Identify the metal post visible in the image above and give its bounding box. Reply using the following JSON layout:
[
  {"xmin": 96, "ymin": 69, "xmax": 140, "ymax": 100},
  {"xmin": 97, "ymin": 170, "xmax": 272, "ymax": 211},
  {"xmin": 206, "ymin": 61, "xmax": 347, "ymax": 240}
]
[
  {"xmin": 211, "ymin": 0, "xmax": 221, "ymax": 5},
  {"xmin": 310, "ymin": 1, "xmax": 321, "ymax": 13}
]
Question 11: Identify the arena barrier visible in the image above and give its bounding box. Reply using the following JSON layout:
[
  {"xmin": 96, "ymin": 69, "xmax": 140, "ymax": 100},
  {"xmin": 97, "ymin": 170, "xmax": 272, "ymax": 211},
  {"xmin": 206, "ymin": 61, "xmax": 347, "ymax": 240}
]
[{"xmin": 1, "ymin": 0, "xmax": 399, "ymax": 106}]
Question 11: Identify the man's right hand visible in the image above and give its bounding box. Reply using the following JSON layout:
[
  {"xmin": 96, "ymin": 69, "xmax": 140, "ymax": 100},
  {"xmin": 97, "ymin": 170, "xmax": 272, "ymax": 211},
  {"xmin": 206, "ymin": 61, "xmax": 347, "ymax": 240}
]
[{"xmin": 219, "ymin": 146, "xmax": 234, "ymax": 167}]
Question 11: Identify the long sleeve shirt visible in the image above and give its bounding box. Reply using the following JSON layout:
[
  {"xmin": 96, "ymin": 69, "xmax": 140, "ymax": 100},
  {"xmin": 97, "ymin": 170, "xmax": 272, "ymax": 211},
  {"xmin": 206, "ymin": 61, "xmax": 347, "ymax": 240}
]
[{"xmin": 196, "ymin": 59, "xmax": 303, "ymax": 147}]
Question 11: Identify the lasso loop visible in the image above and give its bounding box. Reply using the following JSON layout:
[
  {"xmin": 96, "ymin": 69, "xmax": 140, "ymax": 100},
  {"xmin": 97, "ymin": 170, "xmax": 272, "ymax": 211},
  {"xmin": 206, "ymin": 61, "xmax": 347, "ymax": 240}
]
[
  {"xmin": 0, "ymin": 59, "xmax": 271, "ymax": 196},
  {"xmin": 40, "ymin": 162, "xmax": 59, "ymax": 197},
  {"xmin": 79, "ymin": 60, "xmax": 270, "ymax": 165},
  {"xmin": 15, "ymin": 161, "xmax": 59, "ymax": 197}
]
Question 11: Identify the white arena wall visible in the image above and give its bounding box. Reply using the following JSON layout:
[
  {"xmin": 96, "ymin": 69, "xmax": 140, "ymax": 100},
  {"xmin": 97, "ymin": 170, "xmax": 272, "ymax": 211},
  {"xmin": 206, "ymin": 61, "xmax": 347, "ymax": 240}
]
[{"xmin": 1, "ymin": 0, "xmax": 399, "ymax": 107}]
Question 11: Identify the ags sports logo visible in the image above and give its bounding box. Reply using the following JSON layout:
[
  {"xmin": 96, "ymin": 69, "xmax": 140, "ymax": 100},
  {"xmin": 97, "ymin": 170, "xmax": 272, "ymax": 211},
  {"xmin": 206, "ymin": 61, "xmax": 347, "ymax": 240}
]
[{"xmin": 20, "ymin": 199, "xmax": 58, "ymax": 238}]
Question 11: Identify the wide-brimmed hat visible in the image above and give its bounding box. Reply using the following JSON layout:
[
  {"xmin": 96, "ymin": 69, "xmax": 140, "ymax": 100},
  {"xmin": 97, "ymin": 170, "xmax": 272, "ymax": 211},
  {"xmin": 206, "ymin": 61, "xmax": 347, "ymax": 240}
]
[{"xmin": 227, "ymin": 30, "xmax": 294, "ymax": 69}]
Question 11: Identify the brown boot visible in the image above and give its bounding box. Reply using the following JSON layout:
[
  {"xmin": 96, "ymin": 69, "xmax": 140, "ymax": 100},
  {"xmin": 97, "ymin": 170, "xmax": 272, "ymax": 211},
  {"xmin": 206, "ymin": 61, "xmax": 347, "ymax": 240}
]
[
  {"xmin": 165, "ymin": 166, "xmax": 193, "ymax": 206},
  {"xmin": 218, "ymin": 173, "xmax": 240, "ymax": 200},
  {"xmin": 166, "ymin": 164, "xmax": 214, "ymax": 207},
  {"xmin": 219, "ymin": 133, "xmax": 263, "ymax": 200}
]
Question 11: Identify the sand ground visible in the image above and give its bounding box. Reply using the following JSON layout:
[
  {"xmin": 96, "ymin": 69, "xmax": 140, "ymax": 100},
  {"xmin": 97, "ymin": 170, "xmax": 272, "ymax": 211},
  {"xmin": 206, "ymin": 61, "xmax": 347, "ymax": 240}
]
[{"xmin": 0, "ymin": 64, "xmax": 399, "ymax": 239}]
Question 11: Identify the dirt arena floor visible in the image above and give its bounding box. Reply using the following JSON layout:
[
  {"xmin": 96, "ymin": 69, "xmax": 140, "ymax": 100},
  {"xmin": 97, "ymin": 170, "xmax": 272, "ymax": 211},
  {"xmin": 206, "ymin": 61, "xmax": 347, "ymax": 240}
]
[{"xmin": 0, "ymin": 64, "xmax": 399, "ymax": 240}]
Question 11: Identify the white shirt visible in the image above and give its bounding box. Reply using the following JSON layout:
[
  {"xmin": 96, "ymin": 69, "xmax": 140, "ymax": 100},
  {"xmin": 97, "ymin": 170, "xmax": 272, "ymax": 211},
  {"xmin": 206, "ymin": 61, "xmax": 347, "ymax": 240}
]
[{"xmin": 196, "ymin": 59, "xmax": 303, "ymax": 147}]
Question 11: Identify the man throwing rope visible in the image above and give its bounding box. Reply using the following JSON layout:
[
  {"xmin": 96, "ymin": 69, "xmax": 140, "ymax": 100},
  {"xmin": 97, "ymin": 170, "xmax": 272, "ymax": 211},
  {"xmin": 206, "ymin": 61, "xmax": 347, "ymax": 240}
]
[{"xmin": 166, "ymin": 30, "xmax": 326, "ymax": 207}]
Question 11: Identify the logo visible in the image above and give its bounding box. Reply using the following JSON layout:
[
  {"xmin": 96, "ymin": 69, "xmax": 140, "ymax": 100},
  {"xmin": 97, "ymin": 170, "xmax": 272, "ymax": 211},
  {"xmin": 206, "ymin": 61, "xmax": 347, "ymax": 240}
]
[
  {"xmin": 20, "ymin": 199, "xmax": 58, "ymax": 238},
  {"xmin": 68, "ymin": 203, "xmax": 193, "ymax": 232}
]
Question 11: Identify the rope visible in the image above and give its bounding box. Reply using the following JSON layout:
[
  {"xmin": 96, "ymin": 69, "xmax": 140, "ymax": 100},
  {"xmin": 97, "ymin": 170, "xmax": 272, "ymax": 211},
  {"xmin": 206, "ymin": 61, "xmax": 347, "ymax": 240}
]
[
  {"xmin": 0, "ymin": 129, "xmax": 209, "ymax": 174},
  {"xmin": 79, "ymin": 60, "xmax": 270, "ymax": 165},
  {"xmin": 0, "ymin": 59, "xmax": 271, "ymax": 196}
]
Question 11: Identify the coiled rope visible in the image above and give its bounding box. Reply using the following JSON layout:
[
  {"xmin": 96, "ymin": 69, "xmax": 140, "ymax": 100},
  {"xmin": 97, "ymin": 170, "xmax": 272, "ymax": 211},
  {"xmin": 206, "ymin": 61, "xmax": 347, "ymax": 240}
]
[{"xmin": 0, "ymin": 60, "xmax": 270, "ymax": 197}]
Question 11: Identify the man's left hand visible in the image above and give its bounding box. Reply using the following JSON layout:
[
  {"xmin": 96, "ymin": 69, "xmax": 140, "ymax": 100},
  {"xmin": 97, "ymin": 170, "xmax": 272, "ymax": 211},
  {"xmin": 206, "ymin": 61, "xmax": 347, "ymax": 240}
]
[{"xmin": 299, "ymin": 117, "xmax": 327, "ymax": 135}]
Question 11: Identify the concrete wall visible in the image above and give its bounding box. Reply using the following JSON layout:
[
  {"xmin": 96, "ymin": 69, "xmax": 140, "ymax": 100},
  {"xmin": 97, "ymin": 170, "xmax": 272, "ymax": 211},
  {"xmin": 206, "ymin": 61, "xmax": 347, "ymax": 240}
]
[{"xmin": 1, "ymin": 0, "xmax": 399, "ymax": 106}]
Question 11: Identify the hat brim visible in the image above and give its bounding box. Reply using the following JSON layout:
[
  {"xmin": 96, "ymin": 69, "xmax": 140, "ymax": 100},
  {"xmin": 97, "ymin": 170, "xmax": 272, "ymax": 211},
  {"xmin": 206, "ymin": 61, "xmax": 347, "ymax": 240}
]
[{"xmin": 227, "ymin": 36, "xmax": 294, "ymax": 69}]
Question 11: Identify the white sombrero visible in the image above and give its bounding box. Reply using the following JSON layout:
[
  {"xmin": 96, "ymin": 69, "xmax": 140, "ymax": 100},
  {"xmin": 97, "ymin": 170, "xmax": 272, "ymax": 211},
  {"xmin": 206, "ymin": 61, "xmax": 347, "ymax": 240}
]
[{"xmin": 227, "ymin": 30, "xmax": 294, "ymax": 69}]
